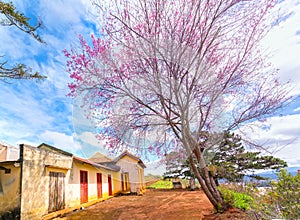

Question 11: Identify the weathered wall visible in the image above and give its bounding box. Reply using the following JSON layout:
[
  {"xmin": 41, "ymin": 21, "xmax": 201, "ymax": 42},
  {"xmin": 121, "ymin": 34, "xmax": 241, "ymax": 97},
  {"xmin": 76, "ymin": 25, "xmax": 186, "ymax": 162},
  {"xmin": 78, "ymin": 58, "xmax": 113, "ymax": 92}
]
[
  {"xmin": 2, "ymin": 144, "xmax": 144, "ymax": 219},
  {"xmin": 116, "ymin": 155, "xmax": 141, "ymax": 193},
  {"xmin": 20, "ymin": 145, "xmax": 72, "ymax": 220},
  {"xmin": 0, "ymin": 162, "xmax": 21, "ymax": 218},
  {"xmin": 137, "ymin": 165, "xmax": 146, "ymax": 193}
]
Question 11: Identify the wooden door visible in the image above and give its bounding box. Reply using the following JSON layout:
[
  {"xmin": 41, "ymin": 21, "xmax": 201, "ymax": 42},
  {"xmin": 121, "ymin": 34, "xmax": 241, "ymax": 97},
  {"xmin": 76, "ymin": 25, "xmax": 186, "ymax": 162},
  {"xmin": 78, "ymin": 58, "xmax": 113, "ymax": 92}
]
[
  {"xmin": 97, "ymin": 173, "xmax": 102, "ymax": 198},
  {"xmin": 48, "ymin": 172, "xmax": 65, "ymax": 213},
  {"xmin": 108, "ymin": 174, "xmax": 112, "ymax": 196},
  {"xmin": 80, "ymin": 170, "xmax": 88, "ymax": 203}
]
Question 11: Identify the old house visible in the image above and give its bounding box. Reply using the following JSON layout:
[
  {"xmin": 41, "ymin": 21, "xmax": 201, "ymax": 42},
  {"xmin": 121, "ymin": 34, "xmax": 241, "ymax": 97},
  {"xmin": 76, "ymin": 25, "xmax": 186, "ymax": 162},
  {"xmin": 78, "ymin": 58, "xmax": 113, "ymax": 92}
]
[
  {"xmin": 0, "ymin": 143, "xmax": 146, "ymax": 220},
  {"xmin": 114, "ymin": 151, "xmax": 146, "ymax": 194},
  {"xmin": 89, "ymin": 151, "xmax": 146, "ymax": 195}
]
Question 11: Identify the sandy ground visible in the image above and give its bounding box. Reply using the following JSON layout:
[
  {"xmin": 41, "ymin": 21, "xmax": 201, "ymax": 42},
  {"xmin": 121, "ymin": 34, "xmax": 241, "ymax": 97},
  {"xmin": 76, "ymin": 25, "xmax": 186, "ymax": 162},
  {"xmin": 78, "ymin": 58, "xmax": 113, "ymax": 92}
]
[{"xmin": 63, "ymin": 189, "xmax": 248, "ymax": 220}]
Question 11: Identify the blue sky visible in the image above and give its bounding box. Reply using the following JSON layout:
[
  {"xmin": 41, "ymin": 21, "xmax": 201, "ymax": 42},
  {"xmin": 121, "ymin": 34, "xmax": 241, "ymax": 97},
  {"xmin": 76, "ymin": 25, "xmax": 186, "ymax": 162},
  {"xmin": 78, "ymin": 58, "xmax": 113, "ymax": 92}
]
[{"xmin": 0, "ymin": 0, "xmax": 300, "ymax": 174}]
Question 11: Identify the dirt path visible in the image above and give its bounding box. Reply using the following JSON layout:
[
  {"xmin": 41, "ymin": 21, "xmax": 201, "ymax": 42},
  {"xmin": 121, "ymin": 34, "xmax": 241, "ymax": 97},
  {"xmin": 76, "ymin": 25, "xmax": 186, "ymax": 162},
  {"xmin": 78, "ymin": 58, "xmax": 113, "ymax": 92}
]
[{"xmin": 65, "ymin": 189, "xmax": 214, "ymax": 220}]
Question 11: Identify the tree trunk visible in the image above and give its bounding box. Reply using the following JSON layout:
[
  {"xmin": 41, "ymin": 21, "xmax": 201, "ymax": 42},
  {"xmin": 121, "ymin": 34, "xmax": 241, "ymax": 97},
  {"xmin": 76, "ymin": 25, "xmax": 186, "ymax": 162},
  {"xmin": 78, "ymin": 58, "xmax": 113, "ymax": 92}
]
[{"xmin": 189, "ymin": 157, "xmax": 229, "ymax": 212}]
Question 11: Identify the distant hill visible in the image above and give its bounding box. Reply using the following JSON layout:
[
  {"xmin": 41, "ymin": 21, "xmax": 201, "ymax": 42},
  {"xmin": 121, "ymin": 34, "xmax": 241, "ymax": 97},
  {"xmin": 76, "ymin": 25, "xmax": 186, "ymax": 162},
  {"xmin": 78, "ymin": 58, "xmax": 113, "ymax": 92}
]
[{"xmin": 246, "ymin": 167, "xmax": 300, "ymax": 181}]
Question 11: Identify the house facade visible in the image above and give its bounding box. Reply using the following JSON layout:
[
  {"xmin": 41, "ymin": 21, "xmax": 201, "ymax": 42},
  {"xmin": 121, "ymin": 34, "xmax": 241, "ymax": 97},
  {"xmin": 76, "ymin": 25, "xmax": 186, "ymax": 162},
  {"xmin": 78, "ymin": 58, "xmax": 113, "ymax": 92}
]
[
  {"xmin": 0, "ymin": 143, "xmax": 146, "ymax": 220},
  {"xmin": 114, "ymin": 151, "xmax": 146, "ymax": 194}
]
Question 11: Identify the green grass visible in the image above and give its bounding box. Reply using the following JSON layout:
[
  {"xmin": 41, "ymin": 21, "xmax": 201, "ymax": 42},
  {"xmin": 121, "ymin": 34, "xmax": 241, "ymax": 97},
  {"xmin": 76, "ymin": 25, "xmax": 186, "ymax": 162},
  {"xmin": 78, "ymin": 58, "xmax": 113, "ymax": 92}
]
[{"xmin": 147, "ymin": 180, "xmax": 173, "ymax": 189}]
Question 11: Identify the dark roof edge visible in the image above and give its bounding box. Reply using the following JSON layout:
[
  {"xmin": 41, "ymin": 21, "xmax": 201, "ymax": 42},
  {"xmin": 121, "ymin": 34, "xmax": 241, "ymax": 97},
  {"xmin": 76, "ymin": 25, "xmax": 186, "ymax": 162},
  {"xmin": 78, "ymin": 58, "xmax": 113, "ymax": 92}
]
[
  {"xmin": 114, "ymin": 151, "xmax": 146, "ymax": 168},
  {"xmin": 37, "ymin": 143, "xmax": 73, "ymax": 157},
  {"xmin": 73, "ymin": 156, "xmax": 120, "ymax": 172}
]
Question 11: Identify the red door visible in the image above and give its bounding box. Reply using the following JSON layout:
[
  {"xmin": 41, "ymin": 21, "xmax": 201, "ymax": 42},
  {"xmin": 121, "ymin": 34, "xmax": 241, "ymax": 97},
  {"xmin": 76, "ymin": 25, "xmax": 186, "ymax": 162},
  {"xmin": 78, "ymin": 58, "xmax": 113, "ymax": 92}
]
[
  {"xmin": 80, "ymin": 170, "xmax": 88, "ymax": 203},
  {"xmin": 108, "ymin": 174, "xmax": 112, "ymax": 196},
  {"xmin": 97, "ymin": 173, "xmax": 102, "ymax": 198}
]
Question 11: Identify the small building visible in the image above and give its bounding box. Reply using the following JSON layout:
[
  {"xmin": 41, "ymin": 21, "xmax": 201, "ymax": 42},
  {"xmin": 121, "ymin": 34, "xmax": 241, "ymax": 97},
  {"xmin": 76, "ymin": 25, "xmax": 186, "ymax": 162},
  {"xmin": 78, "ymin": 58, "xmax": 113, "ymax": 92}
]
[
  {"xmin": 89, "ymin": 150, "xmax": 146, "ymax": 194},
  {"xmin": 0, "ymin": 143, "xmax": 146, "ymax": 219},
  {"xmin": 113, "ymin": 151, "xmax": 146, "ymax": 194}
]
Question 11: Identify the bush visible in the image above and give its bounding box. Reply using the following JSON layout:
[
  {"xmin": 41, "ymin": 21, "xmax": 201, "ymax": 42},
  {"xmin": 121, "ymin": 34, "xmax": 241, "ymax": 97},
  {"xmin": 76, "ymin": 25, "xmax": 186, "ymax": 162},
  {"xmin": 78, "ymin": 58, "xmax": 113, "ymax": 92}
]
[
  {"xmin": 269, "ymin": 169, "xmax": 300, "ymax": 219},
  {"xmin": 218, "ymin": 186, "xmax": 253, "ymax": 210}
]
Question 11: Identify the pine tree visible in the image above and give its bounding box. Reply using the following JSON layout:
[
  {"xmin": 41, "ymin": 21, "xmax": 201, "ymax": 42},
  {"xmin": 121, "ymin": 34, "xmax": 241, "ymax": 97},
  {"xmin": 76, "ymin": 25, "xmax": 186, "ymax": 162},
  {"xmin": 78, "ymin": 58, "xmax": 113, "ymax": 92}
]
[
  {"xmin": 164, "ymin": 132, "xmax": 287, "ymax": 185},
  {"xmin": 0, "ymin": 1, "xmax": 46, "ymax": 80},
  {"xmin": 210, "ymin": 132, "xmax": 287, "ymax": 184}
]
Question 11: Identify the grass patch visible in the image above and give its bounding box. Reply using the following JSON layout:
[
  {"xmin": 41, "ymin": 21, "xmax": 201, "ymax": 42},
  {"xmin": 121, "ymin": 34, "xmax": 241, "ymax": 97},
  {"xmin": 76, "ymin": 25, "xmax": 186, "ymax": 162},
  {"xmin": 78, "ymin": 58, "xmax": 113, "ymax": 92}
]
[{"xmin": 147, "ymin": 180, "xmax": 173, "ymax": 189}]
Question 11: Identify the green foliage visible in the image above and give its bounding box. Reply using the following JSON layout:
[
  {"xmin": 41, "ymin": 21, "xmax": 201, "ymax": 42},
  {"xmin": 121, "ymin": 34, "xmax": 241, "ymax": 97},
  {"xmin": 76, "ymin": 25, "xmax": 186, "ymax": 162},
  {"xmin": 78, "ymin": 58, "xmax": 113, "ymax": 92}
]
[
  {"xmin": 0, "ymin": 1, "xmax": 43, "ymax": 42},
  {"xmin": 218, "ymin": 186, "xmax": 254, "ymax": 210},
  {"xmin": 0, "ymin": 1, "xmax": 46, "ymax": 81},
  {"xmin": 146, "ymin": 180, "xmax": 173, "ymax": 189},
  {"xmin": 229, "ymin": 170, "xmax": 300, "ymax": 220},
  {"xmin": 268, "ymin": 169, "xmax": 300, "ymax": 219},
  {"xmin": 210, "ymin": 132, "xmax": 287, "ymax": 183}
]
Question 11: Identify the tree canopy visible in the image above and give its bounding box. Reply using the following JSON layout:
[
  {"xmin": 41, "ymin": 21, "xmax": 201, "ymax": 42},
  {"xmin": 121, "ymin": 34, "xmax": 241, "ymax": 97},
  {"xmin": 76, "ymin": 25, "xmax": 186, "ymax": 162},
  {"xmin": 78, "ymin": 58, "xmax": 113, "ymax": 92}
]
[
  {"xmin": 164, "ymin": 132, "xmax": 287, "ymax": 183},
  {"xmin": 0, "ymin": 1, "xmax": 45, "ymax": 81},
  {"xmin": 65, "ymin": 0, "xmax": 290, "ymax": 212}
]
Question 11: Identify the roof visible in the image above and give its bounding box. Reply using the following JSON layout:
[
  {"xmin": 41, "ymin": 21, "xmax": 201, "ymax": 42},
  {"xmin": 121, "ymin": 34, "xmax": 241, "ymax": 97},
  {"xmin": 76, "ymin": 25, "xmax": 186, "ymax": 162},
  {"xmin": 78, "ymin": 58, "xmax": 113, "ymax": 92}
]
[
  {"xmin": 37, "ymin": 143, "xmax": 73, "ymax": 157},
  {"xmin": 37, "ymin": 143, "xmax": 144, "ymax": 171},
  {"xmin": 37, "ymin": 143, "xmax": 120, "ymax": 172},
  {"xmin": 0, "ymin": 160, "xmax": 20, "ymax": 165},
  {"xmin": 73, "ymin": 156, "xmax": 120, "ymax": 172},
  {"xmin": 114, "ymin": 151, "xmax": 146, "ymax": 168},
  {"xmin": 98, "ymin": 161, "xmax": 122, "ymax": 171},
  {"xmin": 89, "ymin": 152, "xmax": 112, "ymax": 163}
]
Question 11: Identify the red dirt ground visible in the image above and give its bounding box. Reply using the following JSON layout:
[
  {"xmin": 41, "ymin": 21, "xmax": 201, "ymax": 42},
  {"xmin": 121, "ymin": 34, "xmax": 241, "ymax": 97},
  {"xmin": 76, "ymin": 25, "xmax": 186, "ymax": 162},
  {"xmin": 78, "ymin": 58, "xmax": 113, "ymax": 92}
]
[{"xmin": 63, "ymin": 189, "xmax": 248, "ymax": 220}]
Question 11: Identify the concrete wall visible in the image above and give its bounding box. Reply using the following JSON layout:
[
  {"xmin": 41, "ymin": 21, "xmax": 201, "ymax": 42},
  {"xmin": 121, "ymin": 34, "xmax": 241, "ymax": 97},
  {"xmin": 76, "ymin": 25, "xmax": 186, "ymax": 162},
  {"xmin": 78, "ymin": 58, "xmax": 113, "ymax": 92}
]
[
  {"xmin": 0, "ymin": 145, "xmax": 7, "ymax": 161},
  {"xmin": 0, "ymin": 162, "xmax": 21, "ymax": 218},
  {"xmin": 20, "ymin": 145, "xmax": 73, "ymax": 220},
  {"xmin": 112, "ymin": 171, "xmax": 122, "ymax": 194},
  {"xmin": 67, "ymin": 161, "xmax": 116, "ymax": 207}
]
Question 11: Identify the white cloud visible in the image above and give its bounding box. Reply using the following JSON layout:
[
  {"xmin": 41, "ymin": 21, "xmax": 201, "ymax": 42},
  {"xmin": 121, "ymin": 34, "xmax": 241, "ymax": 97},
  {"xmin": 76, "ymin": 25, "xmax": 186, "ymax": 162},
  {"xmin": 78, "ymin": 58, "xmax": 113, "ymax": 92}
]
[
  {"xmin": 263, "ymin": 0, "xmax": 300, "ymax": 95},
  {"xmin": 145, "ymin": 160, "xmax": 166, "ymax": 176},
  {"xmin": 294, "ymin": 106, "xmax": 300, "ymax": 112},
  {"xmin": 239, "ymin": 113, "xmax": 300, "ymax": 166},
  {"xmin": 39, "ymin": 130, "xmax": 81, "ymax": 152},
  {"xmin": 1, "ymin": 0, "xmax": 299, "ymax": 168},
  {"xmin": 76, "ymin": 131, "xmax": 104, "ymax": 148},
  {"xmin": 0, "ymin": 0, "xmax": 98, "ymax": 154}
]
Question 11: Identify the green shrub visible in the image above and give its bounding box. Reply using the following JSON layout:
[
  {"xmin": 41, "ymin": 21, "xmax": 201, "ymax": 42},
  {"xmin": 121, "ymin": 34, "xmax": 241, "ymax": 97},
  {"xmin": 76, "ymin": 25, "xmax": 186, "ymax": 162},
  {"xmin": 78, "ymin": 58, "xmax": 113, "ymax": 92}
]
[{"xmin": 218, "ymin": 186, "xmax": 253, "ymax": 210}]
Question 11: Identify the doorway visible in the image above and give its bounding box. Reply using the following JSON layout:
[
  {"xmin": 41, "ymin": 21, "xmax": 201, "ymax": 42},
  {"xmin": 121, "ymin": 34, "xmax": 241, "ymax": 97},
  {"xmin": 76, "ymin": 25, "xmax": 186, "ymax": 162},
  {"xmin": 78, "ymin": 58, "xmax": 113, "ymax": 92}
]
[
  {"xmin": 80, "ymin": 170, "xmax": 88, "ymax": 203},
  {"xmin": 48, "ymin": 172, "xmax": 65, "ymax": 212}
]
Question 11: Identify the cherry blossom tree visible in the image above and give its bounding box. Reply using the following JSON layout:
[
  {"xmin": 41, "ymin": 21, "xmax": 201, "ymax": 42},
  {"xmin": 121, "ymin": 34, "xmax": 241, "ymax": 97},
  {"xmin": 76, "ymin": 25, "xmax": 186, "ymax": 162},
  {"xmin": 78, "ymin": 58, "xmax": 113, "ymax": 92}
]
[{"xmin": 65, "ymin": 0, "xmax": 290, "ymax": 212}]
